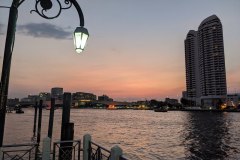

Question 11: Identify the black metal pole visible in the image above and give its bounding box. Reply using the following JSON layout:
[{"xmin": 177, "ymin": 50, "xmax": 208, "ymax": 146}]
[
  {"xmin": 36, "ymin": 100, "xmax": 43, "ymax": 144},
  {"xmin": 0, "ymin": 0, "xmax": 19, "ymax": 147},
  {"xmin": 60, "ymin": 93, "xmax": 71, "ymax": 141},
  {"xmin": 35, "ymin": 100, "xmax": 43, "ymax": 159},
  {"xmin": 48, "ymin": 98, "xmax": 55, "ymax": 139},
  {"xmin": 33, "ymin": 101, "xmax": 38, "ymax": 137}
]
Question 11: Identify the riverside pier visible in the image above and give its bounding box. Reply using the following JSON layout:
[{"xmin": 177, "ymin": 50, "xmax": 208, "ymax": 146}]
[{"xmin": 0, "ymin": 93, "xmax": 128, "ymax": 160}]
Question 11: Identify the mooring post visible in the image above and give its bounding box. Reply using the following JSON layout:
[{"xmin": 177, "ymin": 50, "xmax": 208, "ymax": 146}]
[
  {"xmin": 59, "ymin": 93, "xmax": 74, "ymax": 160},
  {"xmin": 64, "ymin": 122, "xmax": 74, "ymax": 141},
  {"xmin": 37, "ymin": 100, "xmax": 43, "ymax": 144},
  {"xmin": 60, "ymin": 93, "xmax": 71, "ymax": 140},
  {"xmin": 83, "ymin": 134, "xmax": 91, "ymax": 160},
  {"xmin": 62, "ymin": 122, "xmax": 74, "ymax": 159},
  {"xmin": 35, "ymin": 100, "xmax": 43, "ymax": 159},
  {"xmin": 48, "ymin": 98, "xmax": 55, "ymax": 139},
  {"xmin": 110, "ymin": 145, "xmax": 123, "ymax": 160},
  {"xmin": 33, "ymin": 101, "xmax": 38, "ymax": 137}
]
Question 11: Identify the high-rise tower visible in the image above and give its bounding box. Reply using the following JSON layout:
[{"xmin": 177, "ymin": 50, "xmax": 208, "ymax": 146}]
[
  {"xmin": 184, "ymin": 15, "xmax": 227, "ymax": 107},
  {"xmin": 184, "ymin": 30, "xmax": 200, "ymax": 103}
]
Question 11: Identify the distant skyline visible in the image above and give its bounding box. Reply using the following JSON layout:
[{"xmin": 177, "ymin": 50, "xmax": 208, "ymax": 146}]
[{"xmin": 0, "ymin": 0, "xmax": 239, "ymax": 101}]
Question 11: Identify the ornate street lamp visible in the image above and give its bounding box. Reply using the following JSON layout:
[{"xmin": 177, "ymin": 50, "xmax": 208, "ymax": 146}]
[
  {"xmin": 74, "ymin": 27, "xmax": 89, "ymax": 53},
  {"xmin": 0, "ymin": 0, "xmax": 89, "ymax": 147},
  {"xmin": 31, "ymin": 0, "xmax": 89, "ymax": 53}
]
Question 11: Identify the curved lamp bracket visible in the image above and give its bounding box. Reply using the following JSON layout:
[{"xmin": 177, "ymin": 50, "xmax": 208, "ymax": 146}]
[{"xmin": 30, "ymin": 0, "xmax": 84, "ymax": 26}]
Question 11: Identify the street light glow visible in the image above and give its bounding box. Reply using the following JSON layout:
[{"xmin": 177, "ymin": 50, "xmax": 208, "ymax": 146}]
[{"xmin": 74, "ymin": 27, "xmax": 89, "ymax": 53}]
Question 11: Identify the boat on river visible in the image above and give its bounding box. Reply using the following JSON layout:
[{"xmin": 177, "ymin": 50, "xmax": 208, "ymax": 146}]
[
  {"xmin": 15, "ymin": 105, "xmax": 24, "ymax": 114},
  {"xmin": 16, "ymin": 108, "xmax": 24, "ymax": 114},
  {"xmin": 154, "ymin": 106, "xmax": 168, "ymax": 112}
]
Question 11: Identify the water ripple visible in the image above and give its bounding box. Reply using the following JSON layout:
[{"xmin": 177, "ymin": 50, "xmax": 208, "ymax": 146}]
[{"xmin": 4, "ymin": 109, "xmax": 240, "ymax": 159}]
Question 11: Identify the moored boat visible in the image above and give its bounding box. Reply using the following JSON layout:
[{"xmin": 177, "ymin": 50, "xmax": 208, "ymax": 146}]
[
  {"xmin": 154, "ymin": 106, "xmax": 168, "ymax": 112},
  {"xmin": 16, "ymin": 108, "xmax": 24, "ymax": 114}
]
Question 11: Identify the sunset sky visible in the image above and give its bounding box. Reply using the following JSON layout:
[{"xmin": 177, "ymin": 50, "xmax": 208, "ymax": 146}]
[{"xmin": 0, "ymin": 0, "xmax": 239, "ymax": 101}]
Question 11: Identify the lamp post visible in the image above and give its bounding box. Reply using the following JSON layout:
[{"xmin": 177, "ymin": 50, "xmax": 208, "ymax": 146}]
[{"xmin": 0, "ymin": 0, "xmax": 89, "ymax": 147}]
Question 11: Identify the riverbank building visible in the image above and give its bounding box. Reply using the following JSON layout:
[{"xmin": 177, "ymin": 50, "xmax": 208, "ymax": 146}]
[{"xmin": 184, "ymin": 15, "xmax": 227, "ymax": 107}]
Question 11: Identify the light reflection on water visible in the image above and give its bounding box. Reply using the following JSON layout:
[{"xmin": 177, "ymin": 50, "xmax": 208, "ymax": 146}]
[{"xmin": 4, "ymin": 109, "xmax": 240, "ymax": 159}]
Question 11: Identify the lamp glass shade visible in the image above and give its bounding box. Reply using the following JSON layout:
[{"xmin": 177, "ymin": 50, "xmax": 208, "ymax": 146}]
[{"xmin": 74, "ymin": 27, "xmax": 89, "ymax": 53}]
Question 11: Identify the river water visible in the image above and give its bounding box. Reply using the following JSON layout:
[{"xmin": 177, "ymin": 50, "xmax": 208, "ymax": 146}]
[{"xmin": 4, "ymin": 109, "xmax": 240, "ymax": 160}]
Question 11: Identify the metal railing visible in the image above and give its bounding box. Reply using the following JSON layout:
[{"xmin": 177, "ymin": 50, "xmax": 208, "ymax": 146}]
[
  {"xmin": 52, "ymin": 139, "xmax": 81, "ymax": 160},
  {"xmin": 1, "ymin": 143, "xmax": 38, "ymax": 160},
  {"xmin": 88, "ymin": 141, "xmax": 111, "ymax": 160},
  {"xmin": 1, "ymin": 138, "xmax": 129, "ymax": 160}
]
